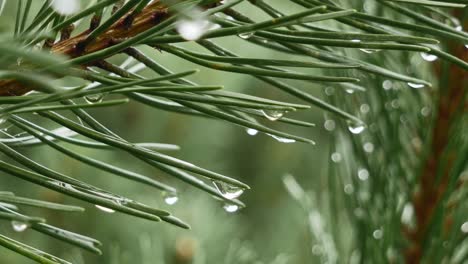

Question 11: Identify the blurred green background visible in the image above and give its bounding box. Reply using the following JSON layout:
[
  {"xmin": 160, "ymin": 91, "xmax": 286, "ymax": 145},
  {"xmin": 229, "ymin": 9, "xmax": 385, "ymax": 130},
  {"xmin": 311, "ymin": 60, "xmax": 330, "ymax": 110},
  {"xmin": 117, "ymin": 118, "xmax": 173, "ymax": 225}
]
[{"xmin": 0, "ymin": 1, "xmax": 343, "ymax": 263}]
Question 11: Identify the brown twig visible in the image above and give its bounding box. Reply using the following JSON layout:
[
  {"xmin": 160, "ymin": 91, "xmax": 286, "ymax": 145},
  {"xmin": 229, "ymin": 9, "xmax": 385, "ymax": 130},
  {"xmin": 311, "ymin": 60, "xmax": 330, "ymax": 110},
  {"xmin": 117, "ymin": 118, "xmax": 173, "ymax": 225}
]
[
  {"xmin": 0, "ymin": 0, "xmax": 171, "ymax": 96},
  {"xmin": 404, "ymin": 17, "xmax": 468, "ymax": 263}
]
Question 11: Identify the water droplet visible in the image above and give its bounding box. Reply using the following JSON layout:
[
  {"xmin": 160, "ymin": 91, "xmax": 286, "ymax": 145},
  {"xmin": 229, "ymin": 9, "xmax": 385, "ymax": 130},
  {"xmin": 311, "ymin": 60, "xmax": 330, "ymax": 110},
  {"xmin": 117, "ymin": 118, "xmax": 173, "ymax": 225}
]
[
  {"xmin": 238, "ymin": 32, "xmax": 254, "ymax": 39},
  {"xmin": 11, "ymin": 221, "xmax": 28, "ymax": 232},
  {"xmin": 455, "ymin": 25, "xmax": 463, "ymax": 31},
  {"xmin": 345, "ymin": 89, "xmax": 355, "ymax": 94},
  {"xmin": 407, "ymin": 82, "xmax": 425, "ymax": 89},
  {"xmin": 331, "ymin": 152, "xmax": 342, "ymax": 163},
  {"xmin": 461, "ymin": 222, "xmax": 468, "ymax": 233},
  {"xmin": 52, "ymin": 0, "xmax": 80, "ymax": 15},
  {"xmin": 268, "ymin": 134, "xmax": 296, "ymax": 144},
  {"xmin": 312, "ymin": 245, "xmax": 323, "ymax": 256},
  {"xmin": 261, "ymin": 109, "xmax": 286, "ymax": 121},
  {"xmin": 360, "ymin": 48, "xmax": 380, "ymax": 54},
  {"xmin": 84, "ymin": 93, "xmax": 104, "ymax": 104},
  {"xmin": 163, "ymin": 192, "xmax": 178, "ymax": 205},
  {"xmin": 358, "ymin": 168, "xmax": 369, "ymax": 181},
  {"xmin": 213, "ymin": 181, "xmax": 244, "ymax": 200},
  {"xmin": 363, "ymin": 142, "xmax": 374, "ymax": 153},
  {"xmin": 347, "ymin": 121, "xmax": 365, "ymax": 134},
  {"xmin": 351, "ymin": 39, "xmax": 361, "ymax": 43},
  {"xmin": 382, "ymin": 80, "xmax": 393, "ymax": 90},
  {"xmin": 223, "ymin": 203, "xmax": 239, "ymax": 213},
  {"xmin": 324, "ymin": 120, "xmax": 336, "ymax": 131},
  {"xmin": 372, "ymin": 229, "xmax": 383, "ymax": 239},
  {"xmin": 325, "ymin": 87, "xmax": 335, "ymax": 96},
  {"xmin": 344, "ymin": 184, "xmax": 354, "ymax": 194},
  {"xmin": 360, "ymin": 104, "xmax": 370, "ymax": 114},
  {"xmin": 354, "ymin": 207, "xmax": 365, "ymax": 218},
  {"xmin": 401, "ymin": 203, "xmax": 414, "ymax": 225},
  {"xmin": 246, "ymin": 128, "xmax": 258, "ymax": 136},
  {"xmin": 420, "ymin": 106, "xmax": 431, "ymax": 117},
  {"xmin": 420, "ymin": 52, "xmax": 438, "ymax": 62},
  {"xmin": 176, "ymin": 17, "xmax": 210, "ymax": 41},
  {"xmin": 95, "ymin": 205, "xmax": 115, "ymax": 213}
]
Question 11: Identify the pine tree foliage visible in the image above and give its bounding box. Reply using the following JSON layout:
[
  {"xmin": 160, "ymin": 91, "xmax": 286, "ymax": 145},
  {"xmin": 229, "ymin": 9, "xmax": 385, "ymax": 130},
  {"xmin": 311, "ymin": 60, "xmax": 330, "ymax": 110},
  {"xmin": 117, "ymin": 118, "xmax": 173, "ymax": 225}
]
[{"xmin": 0, "ymin": 0, "xmax": 466, "ymax": 263}]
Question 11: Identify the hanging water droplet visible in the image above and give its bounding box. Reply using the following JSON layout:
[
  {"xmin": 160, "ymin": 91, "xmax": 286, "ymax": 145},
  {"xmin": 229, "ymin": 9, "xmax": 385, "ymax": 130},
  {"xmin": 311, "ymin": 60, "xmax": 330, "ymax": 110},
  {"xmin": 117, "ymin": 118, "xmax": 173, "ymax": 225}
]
[
  {"xmin": 344, "ymin": 184, "xmax": 354, "ymax": 194},
  {"xmin": 359, "ymin": 48, "xmax": 380, "ymax": 54},
  {"xmin": 11, "ymin": 221, "xmax": 28, "ymax": 232},
  {"xmin": 331, "ymin": 152, "xmax": 342, "ymax": 163},
  {"xmin": 268, "ymin": 134, "xmax": 296, "ymax": 144},
  {"xmin": 401, "ymin": 203, "xmax": 414, "ymax": 225},
  {"xmin": 363, "ymin": 142, "xmax": 374, "ymax": 153},
  {"xmin": 51, "ymin": 0, "xmax": 80, "ymax": 15},
  {"xmin": 372, "ymin": 229, "xmax": 383, "ymax": 240},
  {"xmin": 95, "ymin": 205, "xmax": 115, "ymax": 213},
  {"xmin": 358, "ymin": 168, "xmax": 369, "ymax": 181},
  {"xmin": 455, "ymin": 25, "xmax": 463, "ymax": 31},
  {"xmin": 84, "ymin": 93, "xmax": 104, "ymax": 104},
  {"xmin": 420, "ymin": 52, "xmax": 438, "ymax": 62},
  {"xmin": 407, "ymin": 82, "xmax": 425, "ymax": 89},
  {"xmin": 238, "ymin": 32, "xmax": 254, "ymax": 39},
  {"xmin": 176, "ymin": 16, "xmax": 210, "ymax": 41},
  {"xmin": 163, "ymin": 192, "xmax": 178, "ymax": 205},
  {"xmin": 347, "ymin": 121, "xmax": 365, "ymax": 134},
  {"xmin": 461, "ymin": 222, "xmax": 468, "ymax": 233},
  {"xmin": 324, "ymin": 120, "xmax": 336, "ymax": 131},
  {"xmin": 382, "ymin": 80, "xmax": 393, "ymax": 90},
  {"xmin": 246, "ymin": 128, "xmax": 258, "ymax": 136},
  {"xmin": 360, "ymin": 104, "xmax": 370, "ymax": 114},
  {"xmin": 261, "ymin": 109, "xmax": 286, "ymax": 121},
  {"xmin": 213, "ymin": 181, "xmax": 244, "ymax": 200},
  {"xmin": 351, "ymin": 39, "xmax": 361, "ymax": 43},
  {"xmin": 345, "ymin": 88, "xmax": 355, "ymax": 94},
  {"xmin": 223, "ymin": 203, "xmax": 239, "ymax": 213}
]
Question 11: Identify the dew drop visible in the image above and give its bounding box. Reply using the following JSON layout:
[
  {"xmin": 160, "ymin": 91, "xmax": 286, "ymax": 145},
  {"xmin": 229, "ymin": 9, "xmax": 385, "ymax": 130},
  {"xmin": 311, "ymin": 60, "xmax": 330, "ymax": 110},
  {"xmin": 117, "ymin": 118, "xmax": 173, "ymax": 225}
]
[
  {"xmin": 238, "ymin": 32, "xmax": 254, "ymax": 39},
  {"xmin": 344, "ymin": 184, "xmax": 354, "ymax": 194},
  {"xmin": 213, "ymin": 181, "xmax": 244, "ymax": 200},
  {"xmin": 223, "ymin": 203, "xmax": 239, "ymax": 213},
  {"xmin": 95, "ymin": 205, "xmax": 115, "ymax": 213},
  {"xmin": 461, "ymin": 222, "xmax": 468, "ymax": 233},
  {"xmin": 331, "ymin": 152, "xmax": 342, "ymax": 163},
  {"xmin": 176, "ymin": 17, "xmax": 210, "ymax": 41},
  {"xmin": 345, "ymin": 88, "xmax": 355, "ymax": 94},
  {"xmin": 420, "ymin": 52, "xmax": 438, "ymax": 62},
  {"xmin": 163, "ymin": 193, "xmax": 178, "ymax": 205},
  {"xmin": 372, "ymin": 229, "xmax": 383, "ymax": 240},
  {"xmin": 363, "ymin": 142, "xmax": 374, "ymax": 153},
  {"xmin": 382, "ymin": 80, "xmax": 393, "ymax": 90},
  {"xmin": 84, "ymin": 93, "xmax": 104, "ymax": 104},
  {"xmin": 358, "ymin": 168, "xmax": 369, "ymax": 181},
  {"xmin": 312, "ymin": 245, "xmax": 323, "ymax": 256},
  {"xmin": 420, "ymin": 106, "xmax": 431, "ymax": 117},
  {"xmin": 360, "ymin": 104, "xmax": 370, "ymax": 114},
  {"xmin": 11, "ymin": 221, "xmax": 28, "ymax": 232},
  {"xmin": 455, "ymin": 25, "xmax": 463, "ymax": 31},
  {"xmin": 347, "ymin": 121, "xmax": 365, "ymax": 134},
  {"xmin": 325, "ymin": 87, "xmax": 335, "ymax": 96},
  {"xmin": 324, "ymin": 120, "xmax": 336, "ymax": 131},
  {"xmin": 52, "ymin": 0, "xmax": 80, "ymax": 15},
  {"xmin": 401, "ymin": 203, "xmax": 414, "ymax": 225},
  {"xmin": 268, "ymin": 134, "xmax": 296, "ymax": 144},
  {"xmin": 261, "ymin": 109, "xmax": 286, "ymax": 121},
  {"xmin": 246, "ymin": 128, "xmax": 258, "ymax": 136},
  {"xmin": 360, "ymin": 48, "xmax": 380, "ymax": 54},
  {"xmin": 407, "ymin": 82, "xmax": 425, "ymax": 89}
]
